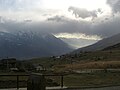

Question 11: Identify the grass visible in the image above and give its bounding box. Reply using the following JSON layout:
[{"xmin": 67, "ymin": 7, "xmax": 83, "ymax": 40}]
[
  {"xmin": 0, "ymin": 73, "xmax": 29, "ymax": 88},
  {"xmin": 63, "ymin": 72, "xmax": 120, "ymax": 87},
  {"xmin": 0, "ymin": 76, "xmax": 28, "ymax": 81},
  {"xmin": 0, "ymin": 72, "xmax": 120, "ymax": 88},
  {"xmin": 24, "ymin": 50, "xmax": 120, "ymax": 69},
  {"xmin": 42, "ymin": 72, "xmax": 120, "ymax": 88},
  {"xmin": 0, "ymin": 49, "xmax": 119, "ymax": 88}
]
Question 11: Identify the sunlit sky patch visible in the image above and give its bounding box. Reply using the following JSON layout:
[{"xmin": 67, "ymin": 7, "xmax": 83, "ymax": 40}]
[{"xmin": 54, "ymin": 33, "xmax": 102, "ymax": 40}]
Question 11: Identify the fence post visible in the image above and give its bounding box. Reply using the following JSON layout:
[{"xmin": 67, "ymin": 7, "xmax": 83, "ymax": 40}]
[
  {"xmin": 27, "ymin": 74, "xmax": 46, "ymax": 90},
  {"xmin": 17, "ymin": 75, "xmax": 19, "ymax": 90},
  {"xmin": 61, "ymin": 75, "xmax": 63, "ymax": 88}
]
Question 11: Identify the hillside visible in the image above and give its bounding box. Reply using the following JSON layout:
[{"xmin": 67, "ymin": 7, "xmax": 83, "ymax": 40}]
[
  {"xmin": 0, "ymin": 31, "xmax": 73, "ymax": 59},
  {"xmin": 26, "ymin": 44, "xmax": 120, "ymax": 72},
  {"xmin": 74, "ymin": 33, "xmax": 120, "ymax": 53},
  {"xmin": 103, "ymin": 43, "xmax": 120, "ymax": 50},
  {"xmin": 24, "ymin": 36, "xmax": 120, "ymax": 71},
  {"xmin": 26, "ymin": 50, "xmax": 120, "ymax": 71}
]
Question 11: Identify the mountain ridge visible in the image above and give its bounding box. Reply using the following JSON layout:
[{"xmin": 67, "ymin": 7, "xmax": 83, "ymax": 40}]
[
  {"xmin": 103, "ymin": 43, "xmax": 120, "ymax": 51},
  {"xmin": 0, "ymin": 31, "xmax": 73, "ymax": 59},
  {"xmin": 74, "ymin": 33, "xmax": 120, "ymax": 53}
]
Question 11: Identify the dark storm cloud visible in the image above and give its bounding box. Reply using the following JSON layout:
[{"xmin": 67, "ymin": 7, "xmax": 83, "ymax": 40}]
[
  {"xmin": 93, "ymin": 17, "xmax": 120, "ymax": 37},
  {"xmin": 46, "ymin": 15, "xmax": 120, "ymax": 38},
  {"xmin": 47, "ymin": 15, "xmax": 70, "ymax": 22},
  {"xmin": 0, "ymin": 15, "xmax": 120, "ymax": 38},
  {"xmin": 68, "ymin": 6, "xmax": 102, "ymax": 20},
  {"xmin": 107, "ymin": 0, "xmax": 120, "ymax": 13}
]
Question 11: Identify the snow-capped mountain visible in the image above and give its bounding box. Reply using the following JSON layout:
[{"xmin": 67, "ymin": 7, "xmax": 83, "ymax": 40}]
[{"xmin": 0, "ymin": 31, "xmax": 73, "ymax": 59}]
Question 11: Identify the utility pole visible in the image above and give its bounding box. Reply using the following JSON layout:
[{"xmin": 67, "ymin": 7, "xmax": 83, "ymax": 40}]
[{"xmin": 6, "ymin": 57, "xmax": 9, "ymax": 70}]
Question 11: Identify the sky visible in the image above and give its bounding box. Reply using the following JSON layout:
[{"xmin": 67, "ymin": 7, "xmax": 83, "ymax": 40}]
[{"xmin": 0, "ymin": 0, "xmax": 120, "ymax": 48}]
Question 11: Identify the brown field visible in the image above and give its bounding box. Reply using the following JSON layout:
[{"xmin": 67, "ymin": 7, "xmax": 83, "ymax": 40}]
[{"xmin": 53, "ymin": 61, "xmax": 120, "ymax": 72}]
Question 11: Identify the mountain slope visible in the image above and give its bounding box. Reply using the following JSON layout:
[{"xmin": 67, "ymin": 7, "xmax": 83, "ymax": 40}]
[
  {"xmin": 74, "ymin": 33, "xmax": 120, "ymax": 53},
  {"xmin": 103, "ymin": 43, "xmax": 120, "ymax": 50},
  {"xmin": 0, "ymin": 31, "xmax": 73, "ymax": 59}
]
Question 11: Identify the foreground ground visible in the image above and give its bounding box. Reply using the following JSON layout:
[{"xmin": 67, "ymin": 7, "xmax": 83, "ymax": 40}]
[
  {"xmin": 0, "ymin": 71, "xmax": 120, "ymax": 89},
  {"xmin": 1, "ymin": 50, "xmax": 120, "ymax": 89},
  {"xmin": 0, "ymin": 86, "xmax": 120, "ymax": 90}
]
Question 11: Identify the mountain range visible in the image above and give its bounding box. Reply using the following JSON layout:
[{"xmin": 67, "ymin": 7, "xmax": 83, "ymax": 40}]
[
  {"xmin": 0, "ymin": 31, "xmax": 73, "ymax": 59},
  {"xmin": 74, "ymin": 33, "xmax": 120, "ymax": 53}
]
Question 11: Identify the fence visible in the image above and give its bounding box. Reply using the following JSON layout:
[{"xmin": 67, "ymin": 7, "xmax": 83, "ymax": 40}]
[
  {"xmin": 0, "ymin": 74, "xmax": 65, "ymax": 89},
  {"xmin": 1, "ymin": 71, "xmax": 120, "ymax": 89}
]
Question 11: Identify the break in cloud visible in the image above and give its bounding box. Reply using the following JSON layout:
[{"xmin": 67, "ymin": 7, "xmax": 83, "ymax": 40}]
[
  {"xmin": 0, "ymin": 0, "xmax": 42, "ymax": 10},
  {"xmin": 55, "ymin": 33, "xmax": 102, "ymax": 40}
]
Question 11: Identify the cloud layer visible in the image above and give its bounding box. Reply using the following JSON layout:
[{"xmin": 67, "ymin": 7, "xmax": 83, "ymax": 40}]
[
  {"xmin": 107, "ymin": 0, "xmax": 120, "ymax": 13},
  {"xmin": 0, "ymin": 14, "xmax": 120, "ymax": 39}
]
